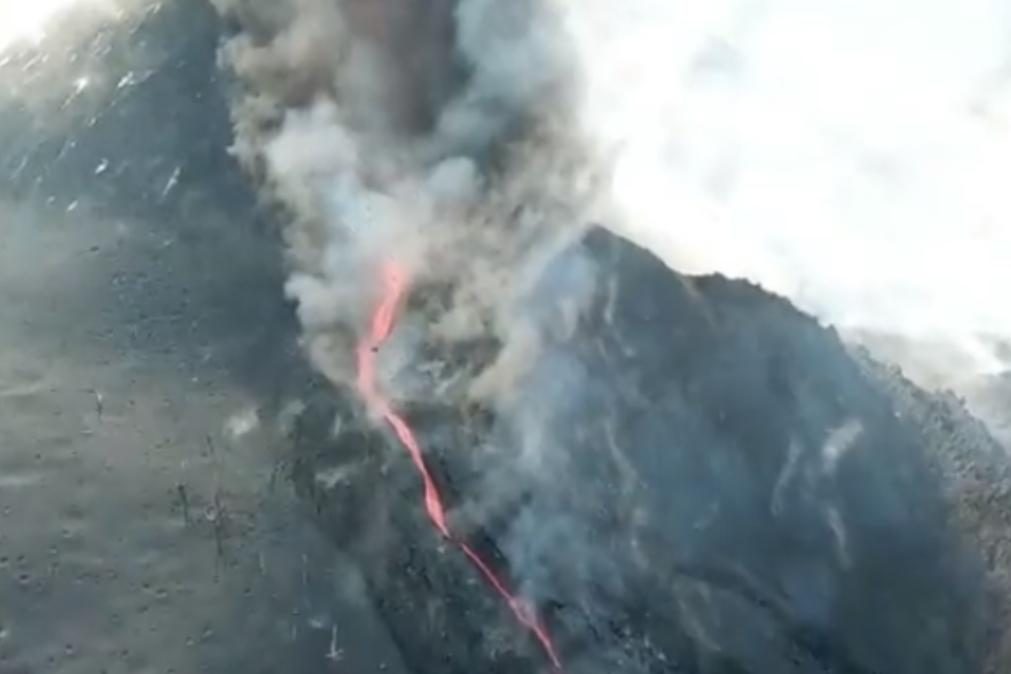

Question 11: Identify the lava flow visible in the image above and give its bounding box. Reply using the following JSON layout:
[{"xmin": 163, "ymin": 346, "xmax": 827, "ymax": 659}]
[{"xmin": 355, "ymin": 261, "xmax": 563, "ymax": 671}]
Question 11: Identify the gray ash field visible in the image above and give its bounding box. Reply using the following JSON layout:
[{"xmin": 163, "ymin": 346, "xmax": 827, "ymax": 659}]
[
  {"xmin": 1, "ymin": 2, "xmax": 1010, "ymax": 674},
  {"xmin": 0, "ymin": 3, "xmax": 406, "ymax": 673}
]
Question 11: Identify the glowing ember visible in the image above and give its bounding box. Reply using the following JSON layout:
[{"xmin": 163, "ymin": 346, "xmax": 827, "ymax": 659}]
[{"xmin": 355, "ymin": 261, "xmax": 562, "ymax": 670}]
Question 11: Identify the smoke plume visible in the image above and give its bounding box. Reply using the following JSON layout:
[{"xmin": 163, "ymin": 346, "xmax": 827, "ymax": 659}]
[
  {"xmin": 215, "ymin": 0, "xmax": 1010, "ymax": 444},
  {"xmin": 215, "ymin": 0, "xmax": 1006, "ymax": 572},
  {"xmin": 212, "ymin": 1, "xmax": 640, "ymax": 666},
  {"xmin": 214, "ymin": 0, "xmax": 610, "ymax": 403},
  {"xmin": 212, "ymin": 0, "xmax": 1008, "ymax": 666}
]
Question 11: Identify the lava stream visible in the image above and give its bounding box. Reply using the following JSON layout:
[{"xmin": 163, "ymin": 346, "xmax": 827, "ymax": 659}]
[{"xmin": 355, "ymin": 261, "xmax": 562, "ymax": 670}]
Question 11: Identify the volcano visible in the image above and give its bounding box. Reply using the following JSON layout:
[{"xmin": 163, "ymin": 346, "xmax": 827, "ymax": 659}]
[
  {"xmin": 4, "ymin": 2, "xmax": 1011, "ymax": 673},
  {"xmin": 286, "ymin": 225, "xmax": 1011, "ymax": 674}
]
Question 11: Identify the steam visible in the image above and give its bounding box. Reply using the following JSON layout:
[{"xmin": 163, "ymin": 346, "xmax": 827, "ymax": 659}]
[
  {"xmin": 220, "ymin": 0, "xmax": 1010, "ymax": 405},
  {"xmin": 567, "ymin": 0, "xmax": 1011, "ymax": 386},
  {"xmin": 215, "ymin": 0, "xmax": 606, "ymax": 400}
]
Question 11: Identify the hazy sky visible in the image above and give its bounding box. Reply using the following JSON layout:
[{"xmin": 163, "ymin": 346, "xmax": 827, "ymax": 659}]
[{"xmin": 571, "ymin": 0, "xmax": 1011, "ymax": 377}]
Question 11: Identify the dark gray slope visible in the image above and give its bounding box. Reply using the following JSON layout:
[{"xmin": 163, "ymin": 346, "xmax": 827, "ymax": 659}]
[
  {"xmin": 856, "ymin": 355, "xmax": 1011, "ymax": 674},
  {"xmin": 0, "ymin": 3, "xmax": 406, "ymax": 673},
  {"xmin": 290, "ymin": 227, "xmax": 1001, "ymax": 674}
]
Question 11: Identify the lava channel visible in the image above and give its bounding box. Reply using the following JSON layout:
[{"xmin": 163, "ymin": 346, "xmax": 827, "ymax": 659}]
[{"xmin": 355, "ymin": 260, "xmax": 563, "ymax": 671}]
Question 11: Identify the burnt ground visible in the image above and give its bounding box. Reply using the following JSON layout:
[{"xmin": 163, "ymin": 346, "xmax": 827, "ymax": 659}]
[{"xmin": 2, "ymin": 2, "xmax": 1010, "ymax": 673}]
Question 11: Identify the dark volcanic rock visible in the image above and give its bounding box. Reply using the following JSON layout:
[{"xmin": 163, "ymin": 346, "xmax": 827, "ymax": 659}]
[
  {"xmin": 855, "ymin": 356, "xmax": 1011, "ymax": 674},
  {"xmin": 290, "ymin": 227, "xmax": 1001, "ymax": 674}
]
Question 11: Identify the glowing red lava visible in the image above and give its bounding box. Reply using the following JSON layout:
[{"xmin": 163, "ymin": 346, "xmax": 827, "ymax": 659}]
[{"xmin": 355, "ymin": 261, "xmax": 562, "ymax": 671}]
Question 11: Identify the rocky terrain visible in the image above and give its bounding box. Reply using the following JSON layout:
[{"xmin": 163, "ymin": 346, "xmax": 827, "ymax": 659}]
[
  {"xmin": 288, "ymin": 226, "xmax": 1007, "ymax": 673},
  {"xmin": 1, "ymin": 2, "xmax": 1009, "ymax": 673}
]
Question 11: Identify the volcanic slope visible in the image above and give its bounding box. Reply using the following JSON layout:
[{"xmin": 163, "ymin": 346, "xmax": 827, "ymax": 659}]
[{"xmin": 288, "ymin": 226, "xmax": 1010, "ymax": 674}]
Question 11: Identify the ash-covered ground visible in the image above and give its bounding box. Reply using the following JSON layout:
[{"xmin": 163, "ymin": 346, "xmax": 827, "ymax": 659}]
[
  {"xmin": 1, "ymin": 2, "xmax": 1010, "ymax": 674},
  {"xmin": 0, "ymin": 3, "xmax": 408, "ymax": 673}
]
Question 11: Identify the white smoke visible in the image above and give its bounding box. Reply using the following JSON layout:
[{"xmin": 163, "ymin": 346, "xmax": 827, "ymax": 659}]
[
  {"xmin": 567, "ymin": 0, "xmax": 1011, "ymax": 387},
  {"xmin": 216, "ymin": 0, "xmax": 1010, "ymax": 445},
  {"xmin": 210, "ymin": 2, "xmax": 1011, "ymax": 664},
  {"xmin": 216, "ymin": 0, "xmax": 607, "ymax": 403}
]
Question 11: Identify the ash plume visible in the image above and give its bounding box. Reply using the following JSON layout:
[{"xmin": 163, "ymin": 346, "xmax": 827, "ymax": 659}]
[
  {"xmin": 213, "ymin": 0, "xmax": 614, "ymax": 651},
  {"xmin": 213, "ymin": 0, "xmax": 1011, "ymax": 440},
  {"xmin": 214, "ymin": 0, "xmax": 604, "ymax": 392}
]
